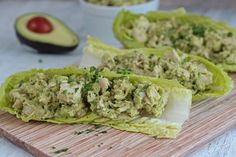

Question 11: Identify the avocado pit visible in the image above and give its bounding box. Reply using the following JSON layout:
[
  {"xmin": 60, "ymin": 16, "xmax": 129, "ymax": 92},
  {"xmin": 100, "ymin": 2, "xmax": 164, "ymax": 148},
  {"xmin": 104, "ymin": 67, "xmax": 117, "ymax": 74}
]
[{"xmin": 27, "ymin": 16, "xmax": 53, "ymax": 34}]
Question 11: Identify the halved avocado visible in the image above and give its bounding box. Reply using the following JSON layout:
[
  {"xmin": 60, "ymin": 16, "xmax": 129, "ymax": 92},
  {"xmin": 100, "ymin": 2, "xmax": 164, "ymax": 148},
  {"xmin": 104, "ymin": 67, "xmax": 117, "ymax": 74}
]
[{"xmin": 15, "ymin": 12, "xmax": 80, "ymax": 53}]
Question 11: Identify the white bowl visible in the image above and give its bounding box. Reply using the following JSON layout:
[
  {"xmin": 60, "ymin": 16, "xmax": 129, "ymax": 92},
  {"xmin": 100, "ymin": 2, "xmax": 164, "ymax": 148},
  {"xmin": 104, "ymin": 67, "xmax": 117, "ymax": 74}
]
[{"xmin": 79, "ymin": 0, "xmax": 159, "ymax": 45}]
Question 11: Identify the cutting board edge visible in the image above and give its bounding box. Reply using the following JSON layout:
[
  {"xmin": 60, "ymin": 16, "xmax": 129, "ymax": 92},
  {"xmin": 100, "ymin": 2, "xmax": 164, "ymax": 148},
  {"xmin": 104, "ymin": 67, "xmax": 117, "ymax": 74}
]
[
  {"xmin": 1, "ymin": 127, "xmax": 50, "ymax": 157},
  {"xmin": 0, "ymin": 116, "xmax": 236, "ymax": 157},
  {"xmin": 178, "ymin": 121, "xmax": 236, "ymax": 157}
]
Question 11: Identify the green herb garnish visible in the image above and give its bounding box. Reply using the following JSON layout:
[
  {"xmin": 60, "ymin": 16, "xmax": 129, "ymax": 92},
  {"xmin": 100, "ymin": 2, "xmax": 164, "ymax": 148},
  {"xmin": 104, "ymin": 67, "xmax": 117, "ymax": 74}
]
[
  {"xmin": 62, "ymin": 90, "xmax": 67, "ymax": 95},
  {"xmin": 83, "ymin": 83, "xmax": 93, "ymax": 93},
  {"xmin": 117, "ymin": 69, "xmax": 132, "ymax": 75},
  {"xmin": 227, "ymin": 32, "xmax": 233, "ymax": 37},
  {"xmin": 74, "ymin": 131, "xmax": 83, "ymax": 135},
  {"xmin": 85, "ymin": 128, "xmax": 94, "ymax": 134},
  {"xmin": 90, "ymin": 66, "xmax": 97, "ymax": 72},
  {"xmin": 192, "ymin": 25, "xmax": 206, "ymax": 37},
  {"xmin": 100, "ymin": 131, "xmax": 107, "ymax": 134},
  {"xmin": 94, "ymin": 124, "xmax": 102, "ymax": 129},
  {"xmin": 74, "ymin": 128, "xmax": 95, "ymax": 135},
  {"xmin": 53, "ymin": 148, "xmax": 69, "ymax": 154},
  {"xmin": 48, "ymin": 105, "xmax": 55, "ymax": 112},
  {"xmin": 74, "ymin": 125, "xmax": 107, "ymax": 136}
]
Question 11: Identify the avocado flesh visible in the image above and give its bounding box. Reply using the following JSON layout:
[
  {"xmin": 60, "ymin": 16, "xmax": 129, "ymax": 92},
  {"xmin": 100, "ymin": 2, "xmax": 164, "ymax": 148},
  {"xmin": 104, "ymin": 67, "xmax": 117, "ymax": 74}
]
[{"xmin": 15, "ymin": 13, "xmax": 79, "ymax": 53}]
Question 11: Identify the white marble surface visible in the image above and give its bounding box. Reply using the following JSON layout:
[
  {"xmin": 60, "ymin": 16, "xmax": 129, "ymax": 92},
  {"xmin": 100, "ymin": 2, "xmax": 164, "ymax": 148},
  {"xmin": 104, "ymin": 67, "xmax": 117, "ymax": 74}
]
[{"xmin": 0, "ymin": 0, "xmax": 235, "ymax": 157}]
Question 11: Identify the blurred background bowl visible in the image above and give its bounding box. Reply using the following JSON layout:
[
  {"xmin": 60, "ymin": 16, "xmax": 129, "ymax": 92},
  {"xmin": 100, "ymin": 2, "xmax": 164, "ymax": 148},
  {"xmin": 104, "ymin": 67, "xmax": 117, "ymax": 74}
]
[{"xmin": 79, "ymin": 0, "xmax": 159, "ymax": 45}]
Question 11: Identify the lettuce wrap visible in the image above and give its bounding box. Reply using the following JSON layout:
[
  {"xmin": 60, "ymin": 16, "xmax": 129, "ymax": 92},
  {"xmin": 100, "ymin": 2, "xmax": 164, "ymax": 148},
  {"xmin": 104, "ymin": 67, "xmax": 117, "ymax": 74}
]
[
  {"xmin": 0, "ymin": 66, "xmax": 192, "ymax": 138},
  {"xmin": 113, "ymin": 8, "xmax": 236, "ymax": 72},
  {"xmin": 83, "ymin": 37, "xmax": 233, "ymax": 102}
]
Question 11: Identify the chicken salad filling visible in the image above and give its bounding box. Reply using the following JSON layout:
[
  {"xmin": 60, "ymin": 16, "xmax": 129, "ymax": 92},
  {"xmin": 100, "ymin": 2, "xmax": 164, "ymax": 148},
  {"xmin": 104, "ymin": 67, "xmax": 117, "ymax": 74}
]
[
  {"xmin": 99, "ymin": 50, "xmax": 213, "ymax": 94},
  {"xmin": 123, "ymin": 16, "xmax": 236, "ymax": 65},
  {"xmin": 9, "ymin": 68, "xmax": 168, "ymax": 120}
]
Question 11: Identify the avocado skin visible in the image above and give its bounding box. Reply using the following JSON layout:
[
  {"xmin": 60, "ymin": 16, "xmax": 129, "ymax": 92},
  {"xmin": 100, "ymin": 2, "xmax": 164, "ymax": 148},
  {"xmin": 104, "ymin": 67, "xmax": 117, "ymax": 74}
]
[{"xmin": 16, "ymin": 31, "xmax": 78, "ymax": 54}]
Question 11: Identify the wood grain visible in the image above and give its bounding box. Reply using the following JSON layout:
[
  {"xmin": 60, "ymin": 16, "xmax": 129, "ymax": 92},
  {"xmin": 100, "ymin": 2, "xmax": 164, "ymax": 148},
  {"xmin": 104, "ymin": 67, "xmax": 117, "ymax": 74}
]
[{"xmin": 0, "ymin": 75, "xmax": 236, "ymax": 157}]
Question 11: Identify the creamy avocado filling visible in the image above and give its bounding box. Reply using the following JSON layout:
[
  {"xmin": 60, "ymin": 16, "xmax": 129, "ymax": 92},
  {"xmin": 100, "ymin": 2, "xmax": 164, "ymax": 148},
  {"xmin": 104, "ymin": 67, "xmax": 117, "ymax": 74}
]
[
  {"xmin": 9, "ymin": 68, "xmax": 168, "ymax": 121},
  {"xmin": 87, "ymin": 77, "xmax": 168, "ymax": 120},
  {"xmin": 9, "ymin": 73, "xmax": 87, "ymax": 120},
  {"xmin": 86, "ymin": 0, "xmax": 149, "ymax": 6},
  {"xmin": 123, "ymin": 16, "xmax": 236, "ymax": 65},
  {"xmin": 99, "ymin": 51, "xmax": 213, "ymax": 94}
]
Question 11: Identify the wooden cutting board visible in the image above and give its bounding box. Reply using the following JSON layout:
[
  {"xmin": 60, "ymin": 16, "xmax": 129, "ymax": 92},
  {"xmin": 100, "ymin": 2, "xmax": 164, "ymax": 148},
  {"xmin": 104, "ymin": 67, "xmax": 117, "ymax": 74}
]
[{"xmin": 0, "ymin": 72, "xmax": 236, "ymax": 157}]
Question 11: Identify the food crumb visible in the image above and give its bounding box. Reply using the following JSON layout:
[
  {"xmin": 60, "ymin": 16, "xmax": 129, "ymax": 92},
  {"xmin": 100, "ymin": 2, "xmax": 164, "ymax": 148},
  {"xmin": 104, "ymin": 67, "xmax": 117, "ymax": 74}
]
[
  {"xmin": 38, "ymin": 59, "xmax": 43, "ymax": 63},
  {"xmin": 97, "ymin": 143, "xmax": 103, "ymax": 147}
]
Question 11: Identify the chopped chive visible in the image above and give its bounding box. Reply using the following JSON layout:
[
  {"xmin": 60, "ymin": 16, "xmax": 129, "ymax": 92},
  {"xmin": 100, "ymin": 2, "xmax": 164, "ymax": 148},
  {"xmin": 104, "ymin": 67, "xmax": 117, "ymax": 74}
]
[
  {"xmin": 53, "ymin": 148, "xmax": 69, "ymax": 154},
  {"xmin": 192, "ymin": 24, "xmax": 206, "ymax": 37},
  {"xmin": 62, "ymin": 90, "xmax": 67, "ymax": 94},
  {"xmin": 94, "ymin": 124, "xmax": 102, "ymax": 129},
  {"xmin": 74, "ymin": 128, "xmax": 96, "ymax": 135},
  {"xmin": 100, "ymin": 131, "xmax": 107, "ymax": 134},
  {"xmin": 74, "ymin": 131, "xmax": 83, "ymax": 135},
  {"xmin": 90, "ymin": 66, "xmax": 97, "ymax": 72},
  {"xmin": 227, "ymin": 32, "xmax": 233, "ymax": 37},
  {"xmin": 85, "ymin": 129, "xmax": 94, "ymax": 134},
  {"xmin": 74, "ymin": 126, "xmax": 107, "ymax": 136}
]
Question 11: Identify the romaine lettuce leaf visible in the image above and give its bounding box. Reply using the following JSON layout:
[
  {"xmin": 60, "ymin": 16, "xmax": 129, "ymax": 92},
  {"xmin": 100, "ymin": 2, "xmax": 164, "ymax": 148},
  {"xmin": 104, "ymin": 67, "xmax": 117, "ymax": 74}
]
[
  {"xmin": 113, "ymin": 8, "xmax": 187, "ymax": 49},
  {"xmin": 0, "ymin": 66, "xmax": 191, "ymax": 138},
  {"xmin": 113, "ymin": 8, "xmax": 236, "ymax": 71},
  {"xmin": 83, "ymin": 37, "xmax": 233, "ymax": 101}
]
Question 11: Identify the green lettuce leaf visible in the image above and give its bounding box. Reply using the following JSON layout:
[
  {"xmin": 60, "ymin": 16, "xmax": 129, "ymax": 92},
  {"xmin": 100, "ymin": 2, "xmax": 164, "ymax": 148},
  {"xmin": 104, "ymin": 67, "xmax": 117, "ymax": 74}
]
[
  {"xmin": 113, "ymin": 8, "xmax": 236, "ymax": 71},
  {"xmin": 0, "ymin": 66, "xmax": 191, "ymax": 138},
  {"xmin": 113, "ymin": 8, "xmax": 187, "ymax": 49},
  {"xmin": 83, "ymin": 37, "xmax": 233, "ymax": 101}
]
